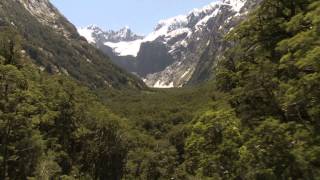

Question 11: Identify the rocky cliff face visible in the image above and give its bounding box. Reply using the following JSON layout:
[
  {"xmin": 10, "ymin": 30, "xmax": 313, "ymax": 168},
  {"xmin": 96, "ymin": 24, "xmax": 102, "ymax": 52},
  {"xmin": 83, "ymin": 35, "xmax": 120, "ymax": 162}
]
[
  {"xmin": 79, "ymin": 0, "xmax": 261, "ymax": 88},
  {"xmin": 144, "ymin": 0, "xmax": 261, "ymax": 88},
  {"xmin": 187, "ymin": 0, "xmax": 262, "ymax": 85},
  {"xmin": 18, "ymin": 0, "xmax": 77, "ymax": 38}
]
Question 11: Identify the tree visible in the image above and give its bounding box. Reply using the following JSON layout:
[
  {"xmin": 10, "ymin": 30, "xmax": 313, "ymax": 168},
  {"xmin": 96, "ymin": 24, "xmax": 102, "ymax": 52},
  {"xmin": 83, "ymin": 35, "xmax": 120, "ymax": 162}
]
[
  {"xmin": 0, "ymin": 63, "xmax": 44, "ymax": 179},
  {"xmin": 0, "ymin": 27, "xmax": 22, "ymax": 66},
  {"xmin": 238, "ymin": 118, "xmax": 320, "ymax": 179},
  {"xmin": 211, "ymin": 0, "xmax": 320, "ymax": 178},
  {"xmin": 276, "ymin": 1, "xmax": 320, "ymax": 128},
  {"xmin": 185, "ymin": 109, "xmax": 242, "ymax": 179},
  {"xmin": 77, "ymin": 104, "xmax": 129, "ymax": 180}
]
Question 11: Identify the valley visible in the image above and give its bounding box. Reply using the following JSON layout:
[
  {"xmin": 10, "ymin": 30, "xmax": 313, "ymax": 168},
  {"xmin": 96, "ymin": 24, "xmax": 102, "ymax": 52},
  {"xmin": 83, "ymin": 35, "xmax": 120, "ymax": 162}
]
[
  {"xmin": 0, "ymin": 0, "xmax": 319, "ymax": 179},
  {"xmin": 79, "ymin": 0, "xmax": 261, "ymax": 88}
]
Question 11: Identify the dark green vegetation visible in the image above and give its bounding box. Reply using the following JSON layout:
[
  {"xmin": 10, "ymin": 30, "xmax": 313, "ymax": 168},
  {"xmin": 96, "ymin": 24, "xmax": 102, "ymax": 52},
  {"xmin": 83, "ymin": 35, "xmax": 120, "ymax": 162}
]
[
  {"xmin": 0, "ymin": 27, "xmax": 132, "ymax": 179},
  {"xmin": 0, "ymin": 26, "xmax": 214, "ymax": 179},
  {"xmin": 0, "ymin": 0, "xmax": 320, "ymax": 179},
  {"xmin": 209, "ymin": 0, "xmax": 320, "ymax": 178},
  {"xmin": 98, "ymin": 85, "xmax": 217, "ymax": 179}
]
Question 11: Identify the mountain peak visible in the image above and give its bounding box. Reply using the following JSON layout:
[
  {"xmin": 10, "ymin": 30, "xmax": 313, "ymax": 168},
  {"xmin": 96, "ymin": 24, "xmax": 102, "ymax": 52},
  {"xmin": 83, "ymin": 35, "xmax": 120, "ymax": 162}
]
[
  {"xmin": 189, "ymin": 0, "xmax": 245, "ymax": 18},
  {"xmin": 116, "ymin": 26, "xmax": 142, "ymax": 40},
  {"xmin": 78, "ymin": 25, "xmax": 143, "ymax": 44},
  {"xmin": 78, "ymin": 0, "xmax": 260, "ymax": 87},
  {"xmin": 121, "ymin": 26, "xmax": 130, "ymax": 30},
  {"xmin": 86, "ymin": 24, "xmax": 102, "ymax": 30}
]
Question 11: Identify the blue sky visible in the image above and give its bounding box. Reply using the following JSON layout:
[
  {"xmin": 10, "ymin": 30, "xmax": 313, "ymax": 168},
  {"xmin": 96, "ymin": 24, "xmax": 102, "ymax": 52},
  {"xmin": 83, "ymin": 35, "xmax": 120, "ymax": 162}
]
[{"xmin": 50, "ymin": 0, "xmax": 215, "ymax": 35}]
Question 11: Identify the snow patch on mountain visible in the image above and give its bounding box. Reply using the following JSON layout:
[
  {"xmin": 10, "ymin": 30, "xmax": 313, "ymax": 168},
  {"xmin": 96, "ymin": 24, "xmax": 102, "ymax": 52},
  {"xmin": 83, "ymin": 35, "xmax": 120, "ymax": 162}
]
[
  {"xmin": 79, "ymin": 0, "xmax": 247, "ymax": 58},
  {"xmin": 78, "ymin": 27, "xmax": 95, "ymax": 43},
  {"xmin": 153, "ymin": 80, "xmax": 174, "ymax": 88},
  {"xmin": 195, "ymin": 8, "xmax": 219, "ymax": 31},
  {"xmin": 143, "ymin": 0, "xmax": 248, "ymax": 87},
  {"xmin": 104, "ymin": 40, "xmax": 143, "ymax": 57},
  {"xmin": 78, "ymin": 25, "xmax": 143, "ymax": 43},
  {"xmin": 80, "ymin": 0, "xmax": 254, "ymax": 88},
  {"xmin": 99, "ymin": 15, "xmax": 190, "ymax": 57},
  {"xmin": 225, "ymin": 0, "xmax": 246, "ymax": 12}
]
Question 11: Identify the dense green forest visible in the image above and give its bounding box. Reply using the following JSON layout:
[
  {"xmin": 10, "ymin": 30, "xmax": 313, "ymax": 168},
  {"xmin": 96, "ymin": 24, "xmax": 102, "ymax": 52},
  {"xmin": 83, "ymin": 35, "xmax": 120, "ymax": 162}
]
[{"xmin": 0, "ymin": 0, "xmax": 320, "ymax": 179}]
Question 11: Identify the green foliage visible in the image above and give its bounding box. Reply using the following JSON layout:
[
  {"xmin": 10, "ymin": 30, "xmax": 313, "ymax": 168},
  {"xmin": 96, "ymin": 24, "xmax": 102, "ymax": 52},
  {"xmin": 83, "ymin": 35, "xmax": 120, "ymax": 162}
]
[
  {"xmin": 0, "ymin": 29, "xmax": 131, "ymax": 179},
  {"xmin": 185, "ymin": 109, "xmax": 242, "ymax": 179},
  {"xmin": 0, "ymin": 27, "xmax": 22, "ymax": 66},
  {"xmin": 238, "ymin": 119, "xmax": 320, "ymax": 179},
  {"xmin": 217, "ymin": 0, "xmax": 320, "ymax": 125},
  {"xmin": 207, "ymin": 0, "xmax": 320, "ymax": 179},
  {"xmin": 99, "ymin": 84, "xmax": 217, "ymax": 179},
  {"xmin": 1, "ymin": 0, "xmax": 320, "ymax": 179}
]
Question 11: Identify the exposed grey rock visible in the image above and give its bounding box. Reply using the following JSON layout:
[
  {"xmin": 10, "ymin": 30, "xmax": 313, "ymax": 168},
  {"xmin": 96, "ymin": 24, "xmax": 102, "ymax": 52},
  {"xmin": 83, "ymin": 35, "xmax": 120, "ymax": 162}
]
[{"xmin": 80, "ymin": 0, "xmax": 261, "ymax": 88}]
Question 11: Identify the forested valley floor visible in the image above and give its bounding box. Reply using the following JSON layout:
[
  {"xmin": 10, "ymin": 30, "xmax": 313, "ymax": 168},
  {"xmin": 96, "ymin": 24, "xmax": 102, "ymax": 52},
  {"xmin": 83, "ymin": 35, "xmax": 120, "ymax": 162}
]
[{"xmin": 0, "ymin": 0, "xmax": 320, "ymax": 179}]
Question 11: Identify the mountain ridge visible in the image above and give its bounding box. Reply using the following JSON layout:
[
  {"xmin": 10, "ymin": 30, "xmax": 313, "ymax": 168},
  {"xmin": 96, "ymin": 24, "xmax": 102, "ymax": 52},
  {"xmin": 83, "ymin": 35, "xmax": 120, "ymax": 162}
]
[
  {"xmin": 78, "ymin": 25, "xmax": 144, "ymax": 44},
  {"xmin": 0, "ymin": 0, "xmax": 145, "ymax": 89},
  {"xmin": 79, "ymin": 0, "xmax": 260, "ymax": 88}
]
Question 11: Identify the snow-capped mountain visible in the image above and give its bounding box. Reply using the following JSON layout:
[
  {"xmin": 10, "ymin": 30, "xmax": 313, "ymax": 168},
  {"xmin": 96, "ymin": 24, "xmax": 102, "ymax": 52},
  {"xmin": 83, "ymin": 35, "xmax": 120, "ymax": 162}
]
[
  {"xmin": 79, "ymin": 0, "xmax": 261, "ymax": 88},
  {"xmin": 78, "ymin": 25, "xmax": 143, "ymax": 44},
  {"xmin": 78, "ymin": 25, "xmax": 144, "ymax": 56}
]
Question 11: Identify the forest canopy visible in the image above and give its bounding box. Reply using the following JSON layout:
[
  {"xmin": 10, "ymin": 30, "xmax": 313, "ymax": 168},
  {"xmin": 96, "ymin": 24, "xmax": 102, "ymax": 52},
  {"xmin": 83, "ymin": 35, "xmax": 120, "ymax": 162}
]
[{"xmin": 0, "ymin": 0, "xmax": 320, "ymax": 179}]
